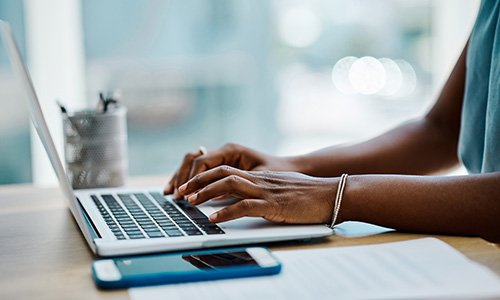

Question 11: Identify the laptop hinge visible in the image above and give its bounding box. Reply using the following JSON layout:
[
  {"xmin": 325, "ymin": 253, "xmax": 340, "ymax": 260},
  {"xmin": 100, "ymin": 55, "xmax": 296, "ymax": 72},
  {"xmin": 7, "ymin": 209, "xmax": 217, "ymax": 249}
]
[{"xmin": 77, "ymin": 198, "xmax": 102, "ymax": 239}]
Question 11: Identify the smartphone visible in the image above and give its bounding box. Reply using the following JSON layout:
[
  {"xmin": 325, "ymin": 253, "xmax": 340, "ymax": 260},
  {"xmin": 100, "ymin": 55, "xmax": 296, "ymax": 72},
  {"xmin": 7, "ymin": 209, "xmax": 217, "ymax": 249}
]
[{"xmin": 92, "ymin": 247, "xmax": 281, "ymax": 289}]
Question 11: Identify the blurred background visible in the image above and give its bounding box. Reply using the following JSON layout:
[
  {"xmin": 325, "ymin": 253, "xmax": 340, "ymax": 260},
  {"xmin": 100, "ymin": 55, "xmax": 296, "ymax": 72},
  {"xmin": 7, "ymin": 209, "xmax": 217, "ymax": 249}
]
[{"xmin": 0, "ymin": 0, "xmax": 479, "ymax": 186}]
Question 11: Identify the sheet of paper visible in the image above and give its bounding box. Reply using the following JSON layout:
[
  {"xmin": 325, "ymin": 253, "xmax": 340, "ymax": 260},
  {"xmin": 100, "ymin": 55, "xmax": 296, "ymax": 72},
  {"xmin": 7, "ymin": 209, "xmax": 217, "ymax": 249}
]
[{"xmin": 130, "ymin": 238, "xmax": 500, "ymax": 300}]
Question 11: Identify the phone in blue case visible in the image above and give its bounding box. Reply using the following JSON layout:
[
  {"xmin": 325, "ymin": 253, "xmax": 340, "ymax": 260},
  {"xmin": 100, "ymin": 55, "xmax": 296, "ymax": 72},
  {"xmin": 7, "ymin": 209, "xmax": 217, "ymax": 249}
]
[{"xmin": 92, "ymin": 247, "xmax": 281, "ymax": 289}]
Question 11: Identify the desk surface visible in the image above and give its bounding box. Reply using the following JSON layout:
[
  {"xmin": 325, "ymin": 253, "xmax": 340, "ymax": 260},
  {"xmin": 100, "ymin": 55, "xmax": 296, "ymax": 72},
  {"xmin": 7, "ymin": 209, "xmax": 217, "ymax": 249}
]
[{"xmin": 1, "ymin": 177, "xmax": 499, "ymax": 300}]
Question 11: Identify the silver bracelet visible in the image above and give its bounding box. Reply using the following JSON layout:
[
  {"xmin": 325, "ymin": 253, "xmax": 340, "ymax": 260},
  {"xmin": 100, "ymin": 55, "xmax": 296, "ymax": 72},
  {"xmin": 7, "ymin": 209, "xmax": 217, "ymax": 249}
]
[{"xmin": 329, "ymin": 173, "xmax": 348, "ymax": 229}]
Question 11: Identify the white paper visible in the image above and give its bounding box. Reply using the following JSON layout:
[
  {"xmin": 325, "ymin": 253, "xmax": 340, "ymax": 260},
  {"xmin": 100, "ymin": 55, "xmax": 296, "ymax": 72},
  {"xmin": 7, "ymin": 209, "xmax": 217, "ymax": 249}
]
[{"xmin": 130, "ymin": 238, "xmax": 500, "ymax": 300}]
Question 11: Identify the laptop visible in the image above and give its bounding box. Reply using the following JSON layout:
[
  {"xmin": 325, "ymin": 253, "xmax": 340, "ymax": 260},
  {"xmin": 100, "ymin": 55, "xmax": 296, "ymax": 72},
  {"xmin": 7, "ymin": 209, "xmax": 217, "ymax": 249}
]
[{"xmin": 0, "ymin": 20, "xmax": 332, "ymax": 257}]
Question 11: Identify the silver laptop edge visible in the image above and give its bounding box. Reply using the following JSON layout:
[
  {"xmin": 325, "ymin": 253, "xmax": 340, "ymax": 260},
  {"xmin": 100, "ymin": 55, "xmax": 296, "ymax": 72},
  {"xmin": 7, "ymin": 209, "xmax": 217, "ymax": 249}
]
[
  {"xmin": 0, "ymin": 20, "xmax": 332, "ymax": 257},
  {"xmin": 0, "ymin": 20, "xmax": 97, "ymax": 253}
]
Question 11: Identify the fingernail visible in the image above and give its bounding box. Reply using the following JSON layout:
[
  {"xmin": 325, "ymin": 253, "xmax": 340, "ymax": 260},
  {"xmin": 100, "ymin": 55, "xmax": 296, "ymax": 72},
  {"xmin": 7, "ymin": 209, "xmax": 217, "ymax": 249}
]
[
  {"xmin": 188, "ymin": 193, "xmax": 198, "ymax": 203},
  {"xmin": 163, "ymin": 184, "xmax": 171, "ymax": 195},
  {"xmin": 178, "ymin": 184, "xmax": 187, "ymax": 193},
  {"xmin": 209, "ymin": 212, "xmax": 218, "ymax": 222}
]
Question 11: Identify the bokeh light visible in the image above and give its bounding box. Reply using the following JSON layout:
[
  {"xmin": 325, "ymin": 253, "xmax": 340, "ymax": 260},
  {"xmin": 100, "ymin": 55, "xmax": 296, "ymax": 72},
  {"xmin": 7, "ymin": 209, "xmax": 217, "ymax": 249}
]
[
  {"xmin": 378, "ymin": 58, "xmax": 403, "ymax": 96},
  {"xmin": 332, "ymin": 56, "xmax": 417, "ymax": 97},
  {"xmin": 331, "ymin": 56, "xmax": 358, "ymax": 95},
  {"xmin": 278, "ymin": 6, "xmax": 322, "ymax": 48},
  {"xmin": 394, "ymin": 59, "xmax": 417, "ymax": 97},
  {"xmin": 348, "ymin": 56, "xmax": 386, "ymax": 95}
]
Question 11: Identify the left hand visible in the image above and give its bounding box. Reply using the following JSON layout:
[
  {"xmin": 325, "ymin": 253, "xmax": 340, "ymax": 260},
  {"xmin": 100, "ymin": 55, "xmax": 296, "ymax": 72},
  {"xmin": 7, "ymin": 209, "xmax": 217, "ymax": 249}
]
[{"xmin": 177, "ymin": 165, "xmax": 339, "ymax": 224}]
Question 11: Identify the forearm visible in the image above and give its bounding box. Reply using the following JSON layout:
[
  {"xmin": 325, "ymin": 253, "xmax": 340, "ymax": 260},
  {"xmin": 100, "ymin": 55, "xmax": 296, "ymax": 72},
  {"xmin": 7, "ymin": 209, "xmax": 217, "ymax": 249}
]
[
  {"xmin": 289, "ymin": 118, "xmax": 460, "ymax": 177},
  {"xmin": 339, "ymin": 172, "xmax": 500, "ymax": 242}
]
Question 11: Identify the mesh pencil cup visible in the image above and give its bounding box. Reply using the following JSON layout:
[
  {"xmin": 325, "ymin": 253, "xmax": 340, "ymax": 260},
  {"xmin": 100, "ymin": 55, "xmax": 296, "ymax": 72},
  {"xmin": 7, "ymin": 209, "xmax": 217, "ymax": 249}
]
[{"xmin": 62, "ymin": 106, "xmax": 128, "ymax": 189}]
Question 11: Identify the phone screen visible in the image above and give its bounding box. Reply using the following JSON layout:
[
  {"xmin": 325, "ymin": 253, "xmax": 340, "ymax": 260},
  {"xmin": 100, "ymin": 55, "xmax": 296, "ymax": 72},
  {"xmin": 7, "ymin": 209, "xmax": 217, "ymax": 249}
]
[{"xmin": 115, "ymin": 250, "xmax": 258, "ymax": 276}]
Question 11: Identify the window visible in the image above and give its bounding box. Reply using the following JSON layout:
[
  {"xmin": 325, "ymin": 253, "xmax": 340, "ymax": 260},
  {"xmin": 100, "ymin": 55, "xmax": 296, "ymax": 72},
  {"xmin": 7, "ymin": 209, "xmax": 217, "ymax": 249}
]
[{"xmin": 0, "ymin": 0, "xmax": 478, "ymax": 185}]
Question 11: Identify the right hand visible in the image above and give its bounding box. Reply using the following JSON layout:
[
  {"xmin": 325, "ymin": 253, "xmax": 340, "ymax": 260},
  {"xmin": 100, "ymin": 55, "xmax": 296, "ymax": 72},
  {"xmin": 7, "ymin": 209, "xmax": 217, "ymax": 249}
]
[{"xmin": 164, "ymin": 143, "xmax": 299, "ymax": 198}]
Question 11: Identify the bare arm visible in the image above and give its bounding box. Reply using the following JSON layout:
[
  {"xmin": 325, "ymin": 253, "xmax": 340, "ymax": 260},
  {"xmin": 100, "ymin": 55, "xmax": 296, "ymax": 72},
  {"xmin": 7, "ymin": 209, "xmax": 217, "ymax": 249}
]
[
  {"xmin": 291, "ymin": 45, "xmax": 468, "ymax": 177},
  {"xmin": 340, "ymin": 173, "xmax": 500, "ymax": 242}
]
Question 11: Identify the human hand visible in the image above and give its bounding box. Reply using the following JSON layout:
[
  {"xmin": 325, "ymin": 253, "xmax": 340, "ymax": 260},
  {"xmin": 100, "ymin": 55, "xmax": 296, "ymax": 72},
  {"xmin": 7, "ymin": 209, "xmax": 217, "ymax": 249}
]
[
  {"xmin": 164, "ymin": 143, "xmax": 300, "ymax": 198},
  {"xmin": 176, "ymin": 165, "xmax": 339, "ymax": 224}
]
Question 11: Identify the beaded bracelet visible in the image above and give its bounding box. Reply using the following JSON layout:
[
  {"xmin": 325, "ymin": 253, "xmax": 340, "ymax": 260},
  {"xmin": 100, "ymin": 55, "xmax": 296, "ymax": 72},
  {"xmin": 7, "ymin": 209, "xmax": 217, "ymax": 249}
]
[{"xmin": 329, "ymin": 173, "xmax": 348, "ymax": 229}]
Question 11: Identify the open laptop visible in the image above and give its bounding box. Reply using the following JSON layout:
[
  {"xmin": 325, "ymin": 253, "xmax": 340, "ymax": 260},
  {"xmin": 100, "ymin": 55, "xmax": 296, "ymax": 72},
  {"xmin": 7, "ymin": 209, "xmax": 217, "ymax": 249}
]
[{"xmin": 0, "ymin": 20, "xmax": 332, "ymax": 257}]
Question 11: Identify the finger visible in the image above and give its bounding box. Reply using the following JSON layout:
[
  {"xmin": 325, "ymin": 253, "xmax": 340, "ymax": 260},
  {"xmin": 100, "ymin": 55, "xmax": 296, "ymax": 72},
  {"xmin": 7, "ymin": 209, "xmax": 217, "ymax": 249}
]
[
  {"xmin": 188, "ymin": 143, "xmax": 256, "ymax": 179},
  {"xmin": 212, "ymin": 194, "xmax": 232, "ymax": 200},
  {"xmin": 209, "ymin": 199, "xmax": 269, "ymax": 223},
  {"xmin": 163, "ymin": 172, "xmax": 177, "ymax": 195},
  {"xmin": 187, "ymin": 175, "xmax": 261, "ymax": 205},
  {"xmin": 187, "ymin": 148, "xmax": 227, "ymax": 180},
  {"xmin": 174, "ymin": 150, "xmax": 203, "ymax": 198},
  {"xmin": 252, "ymin": 166, "xmax": 269, "ymax": 171},
  {"xmin": 179, "ymin": 165, "xmax": 251, "ymax": 196}
]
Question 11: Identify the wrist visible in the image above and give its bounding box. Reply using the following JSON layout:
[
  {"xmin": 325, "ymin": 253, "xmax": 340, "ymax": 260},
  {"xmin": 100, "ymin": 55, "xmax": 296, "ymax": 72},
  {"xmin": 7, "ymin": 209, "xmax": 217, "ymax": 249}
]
[
  {"xmin": 320, "ymin": 177, "xmax": 340, "ymax": 224},
  {"xmin": 286, "ymin": 154, "xmax": 313, "ymax": 175},
  {"xmin": 335, "ymin": 174, "xmax": 358, "ymax": 224}
]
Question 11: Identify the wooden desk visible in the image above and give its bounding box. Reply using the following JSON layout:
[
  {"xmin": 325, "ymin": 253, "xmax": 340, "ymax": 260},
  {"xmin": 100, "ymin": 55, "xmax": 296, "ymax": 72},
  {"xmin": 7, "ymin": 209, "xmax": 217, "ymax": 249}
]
[{"xmin": 1, "ymin": 178, "xmax": 499, "ymax": 300}]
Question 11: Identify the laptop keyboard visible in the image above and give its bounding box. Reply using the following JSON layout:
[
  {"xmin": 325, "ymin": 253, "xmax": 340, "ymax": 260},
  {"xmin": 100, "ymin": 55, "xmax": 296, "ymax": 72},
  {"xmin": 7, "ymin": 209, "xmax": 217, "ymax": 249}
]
[{"xmin": 91, "ymin": 192, "xmax": 224, "ymax": 240}]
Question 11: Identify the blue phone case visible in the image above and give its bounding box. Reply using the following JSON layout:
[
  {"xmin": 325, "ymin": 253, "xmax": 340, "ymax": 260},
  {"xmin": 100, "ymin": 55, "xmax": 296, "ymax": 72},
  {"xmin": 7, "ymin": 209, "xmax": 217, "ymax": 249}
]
[{"xmin": 92, "ymin": 247, "xmax": 282, "ymax": 289}]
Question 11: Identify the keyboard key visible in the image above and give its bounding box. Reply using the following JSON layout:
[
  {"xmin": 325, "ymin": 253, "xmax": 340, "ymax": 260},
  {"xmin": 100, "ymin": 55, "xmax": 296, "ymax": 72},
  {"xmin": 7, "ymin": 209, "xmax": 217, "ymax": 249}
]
[
  {"xmin": 205, "ymin": 228, "xmax": 225, "ymax": 235},
  {"xmin": 175, "ymin": 199, "xmax": 208, "ymax": 220},
  {"xmin": 199, "ymin": 224, "xmax": 222, "ymax": 231},
  {"xmin": 206, "ymin": 231, "xmax": 224, "ymax": 235},
  {"xmin": 147, "ymin": 232, "xmax": 165, "ymax": 238},
  {"xmin": 157, "ymin": 221, "xmax": 174, "ymax": 227},
  {"xmin": 168, "ymin": 232, "xmax": 184, "ymax": 237},
  {"xmin": 178, "ymin": 223, "xmax": 197, "ymax": 229},
  {"xmin": 172, "ymin": 217, "xmax": 190, "ymax": 223},
  {"xmin": 180, "ymin": 226, "xmax": 199, "ymax": 232},
  {"xmin": 149, "ymin": 192, "xmax": 167, "ymax": 203},
  {"xmin": 122, "ymin": 224, "xmax": 139, "ymax": 230},
  {"xmin": 150, "ymin": 213, "xmax": 165, "ymax": 218},
  {"xmin": 160, "ymin": 223, "xmax": 178, "ymax": 228},
  {"xmin": 145, "ymin": 229, "xmax": 162, "ymax": 234},
  {"xmin": 164, "ymin": 229, "xmax": 183, "ymax": 236},
  {"xmin": 195, "ymin": 220, "xmax": 225, "ymax": 234},
  {"xmin": 114, "ymin": 214, "xmax": 131, "ymax": 219},
  {"xmin": 129, "ymin": 235, "xmax": 145, "ymax": 239},
  {"xmin": 138, "ymin": 220, "xmax": 155, "ymax": 225},
  {"xmin": 116, "ymin": 219, "xmax": 133, "ymax": 224},
  {"xmin": 184, "ymin": 230, "xmax": 203, "ymax": 236},
  {"xmin": 141, "ymin": 224, "xmax": 160, "ymax": 229},
  {"xmin": 175, "ymin": 219, "xmax": 193, "ymax": 225},
  {"xmin": 152, "ymin": 216, "xmax": 171, "ymax": 221}
]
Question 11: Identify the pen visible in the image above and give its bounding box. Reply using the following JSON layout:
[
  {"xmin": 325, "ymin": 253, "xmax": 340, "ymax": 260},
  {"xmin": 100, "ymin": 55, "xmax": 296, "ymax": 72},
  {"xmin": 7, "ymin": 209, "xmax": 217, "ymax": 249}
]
[
  {"xmin": 57, "ymin": 99, "xmax": 78, "ymax": 135},
  {"xmin": 97, "ymin": 92, "xmax": 106, "ymax": 113},
  {"xmin": 97, "ymin": 91, "xmax": 120, "ymax": 113},
  {"xmin": 57, "ymin": 100, "xmax": 68, "ymax": 114}
]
